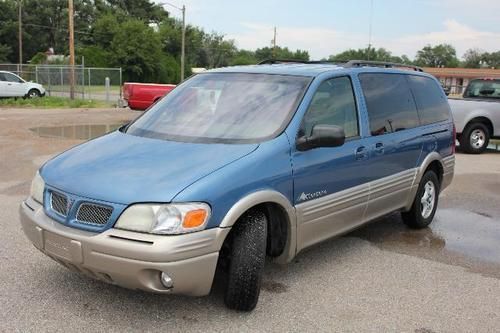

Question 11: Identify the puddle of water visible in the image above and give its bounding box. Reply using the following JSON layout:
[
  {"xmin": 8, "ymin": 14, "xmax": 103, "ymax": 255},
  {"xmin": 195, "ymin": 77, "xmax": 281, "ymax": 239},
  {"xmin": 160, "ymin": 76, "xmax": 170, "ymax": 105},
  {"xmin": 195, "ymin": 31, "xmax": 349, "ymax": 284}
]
[
  {"xmin": 352, "ymin": 208, "xmax": 500, "ymax": 276},
  {"xmin": 431, "ymin": 209, "xmax": 500, "ymax": 264},
  {"xmin": 30, "ymin": 123, "xmax": 126, "ymax": 140}
]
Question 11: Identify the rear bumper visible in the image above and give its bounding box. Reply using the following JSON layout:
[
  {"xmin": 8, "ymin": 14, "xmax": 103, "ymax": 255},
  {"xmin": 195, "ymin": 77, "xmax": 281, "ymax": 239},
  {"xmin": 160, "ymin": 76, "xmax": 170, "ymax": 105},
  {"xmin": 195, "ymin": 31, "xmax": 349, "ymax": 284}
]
[{"xmin": 20, "ymin": 197, "xmax": 230, "ymax": 296}]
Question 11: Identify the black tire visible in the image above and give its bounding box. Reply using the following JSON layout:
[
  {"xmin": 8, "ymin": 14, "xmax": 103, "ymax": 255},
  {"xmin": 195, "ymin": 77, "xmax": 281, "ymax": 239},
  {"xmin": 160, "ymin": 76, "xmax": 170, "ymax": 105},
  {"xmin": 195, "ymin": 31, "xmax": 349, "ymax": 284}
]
[
  {"xmin": 459, "ymin": 122, "xmax": 490, "ymax": 154},
  {"xmin": 26, "ymin": 89, "xmax": 41, "ymax": 99},
  {"xmin": 402, "ymin": 171, "xmax": 440, "ymax": 229},
  {"xmin": 224, "ymin": 210, "xmax": 267, "ymax": 311}
]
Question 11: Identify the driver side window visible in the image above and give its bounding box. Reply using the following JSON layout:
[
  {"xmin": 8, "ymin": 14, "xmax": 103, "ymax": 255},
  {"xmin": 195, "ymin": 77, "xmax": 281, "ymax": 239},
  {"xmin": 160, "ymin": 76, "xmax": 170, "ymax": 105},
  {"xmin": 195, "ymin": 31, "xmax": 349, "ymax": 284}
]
[
  {"xmin": 300, "ymin": 76, "xmax": 359, "ymax": 138},
  {"xmin": 4, "ymin": 73, "xmax": 23, "ymax": 83}
]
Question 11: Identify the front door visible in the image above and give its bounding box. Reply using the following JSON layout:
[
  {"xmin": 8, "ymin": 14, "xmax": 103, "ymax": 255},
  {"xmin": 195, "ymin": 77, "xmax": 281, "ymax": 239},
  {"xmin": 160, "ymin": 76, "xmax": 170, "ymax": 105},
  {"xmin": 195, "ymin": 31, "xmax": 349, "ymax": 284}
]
[
  {"xmin": 291, "ymin": 76, "xmax": 372, "ymax": 251},
  {"xmin": 0, "ymin": 73, "xmax": 14, "ymax": 97},
  {"xmin": 3, "ymin": 72, "xmax": 26, "ymax": 97}
]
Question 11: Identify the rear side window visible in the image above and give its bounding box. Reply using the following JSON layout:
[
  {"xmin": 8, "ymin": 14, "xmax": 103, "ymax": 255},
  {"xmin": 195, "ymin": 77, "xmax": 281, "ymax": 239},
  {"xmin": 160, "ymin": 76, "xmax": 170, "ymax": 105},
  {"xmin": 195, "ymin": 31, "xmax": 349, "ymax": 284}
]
[
  {"xmin": 359, "ymin": 73, "xmax": 419, "ymax": 136},
  {"xmin": 407, "ymin": 75, "xmax": 450, "ymax": 125}
]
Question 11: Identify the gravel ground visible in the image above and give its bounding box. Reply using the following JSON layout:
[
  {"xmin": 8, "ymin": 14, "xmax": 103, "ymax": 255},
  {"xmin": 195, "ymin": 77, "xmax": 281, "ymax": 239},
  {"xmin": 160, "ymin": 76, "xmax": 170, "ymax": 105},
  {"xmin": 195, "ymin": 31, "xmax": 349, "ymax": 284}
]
[{"xmin": 0, "ymin": 107, "xmax": 499, "ymax": 333}]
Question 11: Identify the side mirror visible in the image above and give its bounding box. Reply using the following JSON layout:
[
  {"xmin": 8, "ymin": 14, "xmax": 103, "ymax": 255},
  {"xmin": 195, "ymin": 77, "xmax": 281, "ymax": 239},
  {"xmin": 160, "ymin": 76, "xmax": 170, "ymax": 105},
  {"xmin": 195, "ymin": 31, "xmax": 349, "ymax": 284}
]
[{"xmin": 296, "ymin": 124, "xmax": 346, "ymax": 151}]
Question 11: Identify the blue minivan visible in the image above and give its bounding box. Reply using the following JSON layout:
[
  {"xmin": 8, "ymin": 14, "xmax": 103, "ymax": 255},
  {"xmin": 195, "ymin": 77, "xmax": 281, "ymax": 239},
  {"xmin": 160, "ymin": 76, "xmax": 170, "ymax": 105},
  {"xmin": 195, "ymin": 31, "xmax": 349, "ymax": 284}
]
[{"xmin": 21, "ymin": 60, "xmax": 455, "ymax": 311}]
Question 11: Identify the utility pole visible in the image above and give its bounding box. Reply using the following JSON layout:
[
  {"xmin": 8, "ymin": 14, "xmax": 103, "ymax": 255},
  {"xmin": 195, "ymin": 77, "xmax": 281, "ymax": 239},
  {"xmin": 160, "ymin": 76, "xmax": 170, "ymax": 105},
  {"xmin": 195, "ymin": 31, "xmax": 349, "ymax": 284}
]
[
  {"xmin": 18, "ymin": 0, "xmax": 22, "ymax": 66},
  {"xmin": 367, "ymin": 0, "xmax": 374, "ymax": 61},
  {"xmin": 68, "ymin": 0, "xmax": 75, "ymax": 99},
  {"xmin": 273, "ymin": 26, "xmax": 277, "ymax": 58},
  {"xmin": 159, "ymin": 3, "xmax": 186, "ymax": 82},
  {"xmin": 181, "ymin": 4, "xmax": 185, "ymax": 82}
]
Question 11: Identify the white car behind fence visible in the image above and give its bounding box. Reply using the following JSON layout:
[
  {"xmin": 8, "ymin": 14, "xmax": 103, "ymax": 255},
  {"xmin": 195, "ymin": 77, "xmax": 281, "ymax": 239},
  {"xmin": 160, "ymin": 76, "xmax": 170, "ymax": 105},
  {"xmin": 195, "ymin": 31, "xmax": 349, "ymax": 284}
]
[{"xmin": 0, "ymin": 71, "xmax": 46, "ymax": 98}]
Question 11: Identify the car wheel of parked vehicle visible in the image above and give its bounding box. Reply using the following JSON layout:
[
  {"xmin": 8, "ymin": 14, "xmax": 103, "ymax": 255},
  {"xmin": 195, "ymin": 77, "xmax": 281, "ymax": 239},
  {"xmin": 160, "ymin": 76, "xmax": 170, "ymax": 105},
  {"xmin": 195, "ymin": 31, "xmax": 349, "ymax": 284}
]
[
  {"xmin": 460, "ymin": 123, "xmax": 490, "ymax": 154},
  {"xmin": 26, "ymin": 89, "xmax": 41, "ymax": 99},
  {"xmin": 224, "ymin": 210, "xmax": 267, "ymax": 311},
  {"xmin": 402, "ymin": 170, "xmax": 440, "ymax": 229}
]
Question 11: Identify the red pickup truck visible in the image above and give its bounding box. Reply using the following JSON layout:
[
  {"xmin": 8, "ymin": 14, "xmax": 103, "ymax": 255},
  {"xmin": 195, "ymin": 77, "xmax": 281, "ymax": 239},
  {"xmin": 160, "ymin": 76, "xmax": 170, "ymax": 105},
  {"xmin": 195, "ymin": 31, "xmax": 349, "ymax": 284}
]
[{"xmin": 123, "ymin": 82, "xmax": 176, "ymax": 110}]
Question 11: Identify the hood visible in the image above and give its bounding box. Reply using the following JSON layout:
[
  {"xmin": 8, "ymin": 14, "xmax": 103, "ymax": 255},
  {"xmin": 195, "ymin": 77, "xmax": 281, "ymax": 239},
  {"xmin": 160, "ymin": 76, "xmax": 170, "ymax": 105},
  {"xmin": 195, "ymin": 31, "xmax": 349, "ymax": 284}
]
[{"xmin": 41, "ymin": 131, "xmax": 258, "ymax": 204}]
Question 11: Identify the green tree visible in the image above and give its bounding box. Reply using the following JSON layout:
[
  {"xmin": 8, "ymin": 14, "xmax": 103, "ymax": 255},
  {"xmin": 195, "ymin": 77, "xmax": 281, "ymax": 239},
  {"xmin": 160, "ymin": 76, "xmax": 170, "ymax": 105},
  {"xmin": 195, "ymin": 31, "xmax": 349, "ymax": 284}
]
[
  {"xmin": 0, "ymin": 44, "xmax": 11, "ymax": 62},
  {"xmin": 94, "ymin": 0, "xmax": 168, "ymax": 23},
  {"xmin": 230, "ymin": 50, "xmax": 257, "ymax": 65},
  {"xmin": 159, "ymin": 18, "xmax": 206, "ymax": 74},
  {"xmin": 92, "ymin": 14, "xmax": 120, "ymax": 49},
  {"xmin": 77, "ymin": 46, "xmax": 111, "ymax": 67},
  {"xmin": 414, "ymin": 44, "xmax": 459, "ymax": 67},
  {"xmin": 462, "ymin": 49, "xmax": 484, "ymax": 68},
  {"xmin": 483, "ymin": 51, "xmax": 500, "ymax": 69},
  {"xmin": 328, "ymin": 47, "xmax": 411, "ymax": 64},
  {"xmin": 201, "ymin": 32, "xmax": 237, "ymax": 68},
  {"xmin": 0, "ymin": 0, "xmax": 18, "ymax": 63},
  {"xmin": 110, "ymin": 20, "xmax": 167, "ymax": 82},
  {"xmin": 254, "ymin": 46, "xmax": 310, "ymax": 61}
]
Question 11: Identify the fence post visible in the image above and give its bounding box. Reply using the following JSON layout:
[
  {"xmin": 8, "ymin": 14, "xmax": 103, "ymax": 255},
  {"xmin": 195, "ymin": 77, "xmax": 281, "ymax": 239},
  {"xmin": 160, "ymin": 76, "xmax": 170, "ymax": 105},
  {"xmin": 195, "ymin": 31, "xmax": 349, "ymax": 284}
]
[
  {"xmin": 81, "ymin": 66, "xmax": 85, "ymax": 99},
  {"xmin": 88, "ymin": 68, "xmax": 91, "ymax": 100},
  {"xmin": 119, "ymin": 67, "xmax": 122, "ymax": 100},
  {"xmin": 35, "ymin": 66, "xmax": 38, "ymax": 83},
  {"xmin": 60, "ymin": 67, "xmax": 64, "ymax": 97},
  {"xmin": 105, "ymin": 77, "xmax": 110, "ymax": 103},
  {"xmin": 48, "ymin": 69, "xmax": 51, "ymax": 96}
]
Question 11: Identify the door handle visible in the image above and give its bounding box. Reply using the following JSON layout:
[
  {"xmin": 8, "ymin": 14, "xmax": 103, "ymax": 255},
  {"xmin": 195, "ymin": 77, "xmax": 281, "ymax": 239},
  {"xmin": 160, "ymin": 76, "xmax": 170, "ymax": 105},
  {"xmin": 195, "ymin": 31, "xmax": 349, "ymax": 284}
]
[
  {"xmin": 355, "ymin": 146, "xmax": 368, "ymax": 160},
  {"xmin": 374, "ymin": 142, "xmax": 384, "ymax": 155}
]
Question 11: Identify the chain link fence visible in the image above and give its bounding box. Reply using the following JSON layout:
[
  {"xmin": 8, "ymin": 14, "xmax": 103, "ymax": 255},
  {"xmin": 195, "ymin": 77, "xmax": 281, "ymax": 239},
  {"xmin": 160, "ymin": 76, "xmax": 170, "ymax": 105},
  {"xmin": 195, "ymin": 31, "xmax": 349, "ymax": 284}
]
[{"xmin": 0, "ymin": 64, "xmax": 122, "ymax": 104}]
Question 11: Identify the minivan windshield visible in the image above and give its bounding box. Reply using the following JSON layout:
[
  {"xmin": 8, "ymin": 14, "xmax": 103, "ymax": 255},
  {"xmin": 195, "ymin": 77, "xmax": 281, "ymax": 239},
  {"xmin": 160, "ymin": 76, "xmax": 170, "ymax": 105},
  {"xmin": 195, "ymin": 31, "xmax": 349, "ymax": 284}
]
[{"xmin": 126, "ymin": 73, "xmax": 311, "ymax": 143}]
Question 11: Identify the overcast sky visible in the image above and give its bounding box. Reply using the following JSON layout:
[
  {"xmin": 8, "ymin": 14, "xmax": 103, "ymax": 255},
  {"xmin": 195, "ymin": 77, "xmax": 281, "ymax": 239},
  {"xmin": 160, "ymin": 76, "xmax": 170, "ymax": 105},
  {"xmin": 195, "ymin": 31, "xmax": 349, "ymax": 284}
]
[{"xmin": 154, "ymin": 0, "xmax": 500, "ymax": 60}]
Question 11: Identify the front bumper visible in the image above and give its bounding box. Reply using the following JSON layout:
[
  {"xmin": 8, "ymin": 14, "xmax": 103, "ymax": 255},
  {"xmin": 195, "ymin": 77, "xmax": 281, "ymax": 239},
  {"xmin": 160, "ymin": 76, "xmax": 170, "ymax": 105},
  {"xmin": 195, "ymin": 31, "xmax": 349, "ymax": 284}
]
[{"xmin": 20, "ymin": 197, "xmax": 230, "ymax": 296}]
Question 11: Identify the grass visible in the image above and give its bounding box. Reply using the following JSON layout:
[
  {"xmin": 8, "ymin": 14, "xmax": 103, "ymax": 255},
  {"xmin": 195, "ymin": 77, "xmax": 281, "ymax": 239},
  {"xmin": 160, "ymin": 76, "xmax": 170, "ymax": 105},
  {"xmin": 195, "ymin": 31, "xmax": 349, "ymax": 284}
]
[
  {"xmin": 48, "ymin": 85, "xmax": 121, "ymax": 94},
  {"xmin": 0, "ymin": 96, "xmax": 113, "ymax": 109}
]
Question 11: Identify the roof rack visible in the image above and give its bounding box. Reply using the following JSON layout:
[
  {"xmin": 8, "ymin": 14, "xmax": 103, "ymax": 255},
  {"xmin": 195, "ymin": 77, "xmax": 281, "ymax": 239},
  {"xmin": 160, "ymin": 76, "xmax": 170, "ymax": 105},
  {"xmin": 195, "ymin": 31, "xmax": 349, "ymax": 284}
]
[
  {"xmin": 344, "ymin": 60, "xmax": 423, "ymax": 72},
  {"xmin": 258, "ymin": 59, "xmax": 310, "ymax": 65},
  {"xmin": 257, "ymin": 59, "xmax": 423, "ymax": 72}
]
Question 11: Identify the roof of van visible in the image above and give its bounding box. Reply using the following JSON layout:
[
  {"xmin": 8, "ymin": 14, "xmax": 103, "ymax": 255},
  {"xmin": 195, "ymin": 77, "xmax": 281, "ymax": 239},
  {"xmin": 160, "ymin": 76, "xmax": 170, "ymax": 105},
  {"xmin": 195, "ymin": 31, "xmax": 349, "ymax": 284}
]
[{"xmin": 207, "ymin": 61, "xmax": 430, "ymax": 78}]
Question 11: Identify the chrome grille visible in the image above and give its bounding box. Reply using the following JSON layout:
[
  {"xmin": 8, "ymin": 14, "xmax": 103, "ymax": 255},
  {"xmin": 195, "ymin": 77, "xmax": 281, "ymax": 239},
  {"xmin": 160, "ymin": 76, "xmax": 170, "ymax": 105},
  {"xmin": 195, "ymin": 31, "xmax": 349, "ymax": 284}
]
[
  {"xmin": 76, "ymin": 203, "xmax": 113, "ymax": 225},
  {"xmin": 50, "ymin": 192, "xmax": 70, "ymax": 216}
]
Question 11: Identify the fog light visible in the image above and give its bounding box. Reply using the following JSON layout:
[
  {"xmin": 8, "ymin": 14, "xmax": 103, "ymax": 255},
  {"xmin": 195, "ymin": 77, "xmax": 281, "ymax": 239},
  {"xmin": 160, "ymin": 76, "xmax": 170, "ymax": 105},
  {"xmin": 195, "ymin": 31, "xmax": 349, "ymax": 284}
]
[{"xmin": 160, "ymin": 272, "xmax": 173, "ymax": 289}]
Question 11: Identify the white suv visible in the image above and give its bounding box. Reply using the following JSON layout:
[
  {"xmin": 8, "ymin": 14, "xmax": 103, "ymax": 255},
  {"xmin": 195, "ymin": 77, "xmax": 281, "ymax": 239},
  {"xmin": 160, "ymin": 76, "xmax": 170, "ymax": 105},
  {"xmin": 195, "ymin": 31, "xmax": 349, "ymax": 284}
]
[{"xmin": 0, "ymin": 71, "xmax": 46, "ymax": 98}]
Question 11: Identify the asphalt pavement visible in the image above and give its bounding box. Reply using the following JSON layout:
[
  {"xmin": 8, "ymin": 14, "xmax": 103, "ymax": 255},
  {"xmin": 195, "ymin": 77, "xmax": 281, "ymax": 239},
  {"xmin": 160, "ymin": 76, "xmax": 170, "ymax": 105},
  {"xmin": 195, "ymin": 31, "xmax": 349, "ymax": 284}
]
[{"xmin": 1, "ymin": 108, "xmax": 499, "ymax": 332}]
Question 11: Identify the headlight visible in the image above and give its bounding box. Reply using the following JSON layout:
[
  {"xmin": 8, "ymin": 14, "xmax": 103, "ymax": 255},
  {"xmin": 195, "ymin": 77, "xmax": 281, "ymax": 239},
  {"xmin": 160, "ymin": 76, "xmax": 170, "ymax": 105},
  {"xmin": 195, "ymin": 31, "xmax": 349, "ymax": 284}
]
[
  {"xmin": 30, "ymin": 171, "xmax": 45, "ymax": 204},
  {"xmin": 115, "ymin": 203, "xmax": 211, "ymax": 235}
]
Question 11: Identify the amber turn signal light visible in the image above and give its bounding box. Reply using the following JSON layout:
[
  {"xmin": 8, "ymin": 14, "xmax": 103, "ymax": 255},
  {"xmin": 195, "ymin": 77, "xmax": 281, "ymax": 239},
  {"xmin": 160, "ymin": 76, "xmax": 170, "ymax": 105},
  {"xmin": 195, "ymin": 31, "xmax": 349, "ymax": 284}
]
[{"xmin": 182, "ymin": 209, "xmax": 208, "ymax": 228}]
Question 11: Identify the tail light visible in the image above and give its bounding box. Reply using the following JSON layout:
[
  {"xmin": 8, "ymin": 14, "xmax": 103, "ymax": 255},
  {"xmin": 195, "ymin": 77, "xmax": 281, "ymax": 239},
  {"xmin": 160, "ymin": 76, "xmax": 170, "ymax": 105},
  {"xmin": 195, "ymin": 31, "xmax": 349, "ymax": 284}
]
[
  {"xmin": 122, "ymin": 84, "xmax": 132, "ymax": 100},
  {"xmin": 452, "ymin": 124, "xmax": 456, "ymax": 154}
]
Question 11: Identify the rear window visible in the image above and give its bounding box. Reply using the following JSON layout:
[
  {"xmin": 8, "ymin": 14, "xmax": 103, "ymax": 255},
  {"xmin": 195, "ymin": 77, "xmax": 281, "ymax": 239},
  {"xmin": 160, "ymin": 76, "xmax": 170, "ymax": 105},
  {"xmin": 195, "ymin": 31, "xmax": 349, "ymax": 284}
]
[
  {"xmin": 463, "ymin": 79, "xmax": 500, "ymax": 99},
  {"xmin": 359, "ymin": 73, "xmax": 419, "ymax": 136},
  {"xmin": 407, "ymin": 75, "xmax": 450, "ymax": 125}
]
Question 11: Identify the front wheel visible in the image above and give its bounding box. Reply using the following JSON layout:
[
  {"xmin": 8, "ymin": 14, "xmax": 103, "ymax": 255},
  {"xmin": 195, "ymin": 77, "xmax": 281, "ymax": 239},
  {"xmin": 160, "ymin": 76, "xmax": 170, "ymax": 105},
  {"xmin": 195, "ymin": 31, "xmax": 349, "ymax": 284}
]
[
  {"xmin": 460, "ymin": 123, "xmax": 490, "ymax": 154},
  {"xmin": 26, "ymin": 89, "xmax": 41, "ymax": 99},
  {"xmin": 224, "ymin": 210, "xmax": 267, "ymax": 311},
  {"xmin": 402, "ymin": 170, "xmax": 440, "ymax": 229}
]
